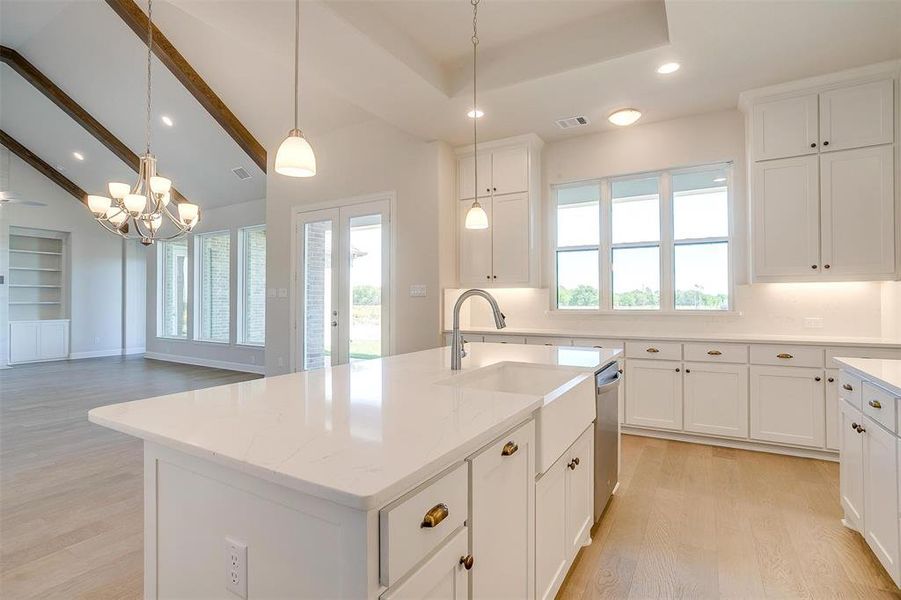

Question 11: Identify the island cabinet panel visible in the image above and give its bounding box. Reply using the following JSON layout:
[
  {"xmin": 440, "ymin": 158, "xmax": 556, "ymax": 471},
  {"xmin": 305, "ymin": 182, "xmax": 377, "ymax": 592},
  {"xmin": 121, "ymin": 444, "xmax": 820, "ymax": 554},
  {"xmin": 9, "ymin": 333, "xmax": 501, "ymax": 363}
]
[
  {"xmin": 625, "ymin": 360, "xmax": 683, "ymax": 430},
  {"xmin": 469, "ymin": 420, "xmax": 535, "ymax": 600},
  {"xmin": 683, "ymin": 362, "xmax": 749, "ymax": 438},
  {"xmin": 564, "ymin": 427, "xmax": 593, "ymax": 551},
  {"xmin": 381, "ymin": 527, "xmax": 469, "ymax": 600},
  {"xmin": 750, "ymin": 366, "xmax": 825, "ymax": 448},
  {"xmin": 863, "ymin": 417, "xmax": 900, "ymax": 583},
  {"xmin": 839, "ymin": 400, "xmax": 865, "ymax": 530}
]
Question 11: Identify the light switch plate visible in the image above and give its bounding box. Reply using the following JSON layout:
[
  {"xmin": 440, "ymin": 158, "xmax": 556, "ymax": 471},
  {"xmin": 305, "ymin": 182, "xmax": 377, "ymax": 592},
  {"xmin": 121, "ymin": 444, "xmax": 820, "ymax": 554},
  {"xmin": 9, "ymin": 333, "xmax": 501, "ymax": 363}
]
[
  {"xmin": 409, "ymin": 284, "xmax": 427, "ymax": 297},
  {"xmin": 804, "ymin": 317, "xmax": 824, "ymax": 329},
  {"xmin": 277, "ymin": 288, "xmax": 288, "ymax": 298},
  {"xmin": 266, "ymin": 288, "xmax": 276, "ymax": 298}
]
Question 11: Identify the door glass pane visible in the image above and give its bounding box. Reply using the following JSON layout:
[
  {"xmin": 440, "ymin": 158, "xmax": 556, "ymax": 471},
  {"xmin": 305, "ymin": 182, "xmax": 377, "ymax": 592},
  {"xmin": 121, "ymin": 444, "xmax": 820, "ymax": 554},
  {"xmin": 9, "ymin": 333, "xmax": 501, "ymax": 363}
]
[
  {"xmin": 612, "ymin": 246, "xmax": 660, "ymax": 310},
  {"xmin": 556, "ymin": 184, "xmax": 600, "ymax": 247},
  {"xmin": 349, "ymin": 213, "xmax": 382, "ymax": 361},
  {"xmin": 673, "ymin": 169, "xmax": 729, "ymax": 240},
  {"xmin": 197, "ymin": 231, "xmax": 230, "ymax": 342},
  {"xmin": 160, "ymin": 239, "xmax": 188, "ymax": 338},
  {"xmin": 239, "ymin": 226, "xmax": 266, "ymax": 345},
  {"xmin": 612, "ymin": 177, "xmax": 659, "ymax": 244},
  {"xmin": 556, "ymin": 249, "xmax": 599, "ymax": 309},
  {"xmin": 303, "ymin": 220, "xmax": 332, "ymax": 370},
  {"xmin": 675, "ymin": 242, "xmax": 729, "ymax": 310}
]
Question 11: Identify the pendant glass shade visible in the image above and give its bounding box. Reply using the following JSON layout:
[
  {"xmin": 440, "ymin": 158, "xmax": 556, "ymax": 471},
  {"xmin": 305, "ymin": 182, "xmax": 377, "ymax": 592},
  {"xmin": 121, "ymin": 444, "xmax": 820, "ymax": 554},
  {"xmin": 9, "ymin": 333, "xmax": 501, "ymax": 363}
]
[
  {"xmin": 178, "ymin": 202, "xmax": 200, "ymax": 226},
  {"xmin": 275, "ymin": 129, "xmax": 316, "ymax": 177},
  {"xmin": 108, "ymin": 182, "xmax": 130, "ymax": 199},
  {"xmin": 464, "ymin": 202, "xmax": 489, "ymax": 230},
  {"xmin": 87, "ymin": 195, "xmax": 111, "ymax": 216},
  {"xmin": 124, "ymin": 193, "xmax": 146, "ymax": 215},
  {"xmin": 149, "ymin": 176, "xmax": 171, "ymax": 194}
]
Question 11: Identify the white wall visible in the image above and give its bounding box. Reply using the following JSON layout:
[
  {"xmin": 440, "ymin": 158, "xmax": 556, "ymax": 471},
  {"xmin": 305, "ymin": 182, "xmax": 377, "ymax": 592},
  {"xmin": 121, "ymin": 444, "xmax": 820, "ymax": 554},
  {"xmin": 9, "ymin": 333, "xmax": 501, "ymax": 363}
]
[
  {"xmin": 265, "ymin": 119, "xmax": 450, "ymax": 375},
  {"xmin": 0, "ymin": 153, "xmax": 144, "ymax": 364},
  {"xmin": 145, "ymin": 198, "xmax": 266, "ymax": 373},
  {"xmin": 448, "ymin": 109, "xmax": 901, "ymax": 340}
]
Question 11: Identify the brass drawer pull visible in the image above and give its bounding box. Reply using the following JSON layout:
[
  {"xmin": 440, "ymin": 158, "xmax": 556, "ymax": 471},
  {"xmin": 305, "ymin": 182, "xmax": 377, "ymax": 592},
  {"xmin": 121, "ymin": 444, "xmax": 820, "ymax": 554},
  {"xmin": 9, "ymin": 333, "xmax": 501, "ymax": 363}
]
[
  {"xmin": 646, "ymin": 347, "xmax": 660, "ymax": 353},
  {"xmin": 421, "ymin": 503, "xmax": 449, "ymax": 528},
  {"xmin": 842, "ymin": 383, "xmax": 853, "ymax": 391},
  {"xmin": 707, "ymin": 350, "xmax": 722, "ymax": 356},
  {"xmin": 776, "ymin": 353, "xmax": 793, "ymax": 359},
  {"xmin": 869, "ymin": 399, "xmax": 883, "ymax": 410},
  {"xmin": 501, "ymin": 441, "xmax": 518, "ymax": 456},
  {"xmin": 567, "ymin": 457, "xmax": 580, "ymax": 470},
  {"xmin": 459, "ymin": 555, "xmax": 474, "ymax": 570}
]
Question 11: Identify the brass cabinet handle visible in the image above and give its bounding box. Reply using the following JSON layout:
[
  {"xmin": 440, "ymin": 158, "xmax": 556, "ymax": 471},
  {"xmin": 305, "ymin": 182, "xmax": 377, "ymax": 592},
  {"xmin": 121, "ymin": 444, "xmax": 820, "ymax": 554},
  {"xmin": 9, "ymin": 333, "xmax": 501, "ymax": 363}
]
[
  {"xmin": 707, "ymin": 350, "xmax": 722, "ymax": 356},
  {"xmin": 421, "ymin": 503, "xmax": 449, "ymax": 528},
  {"xmin": 501, "ymin": 441, "xmax": 518, "ymax": 456},
  {"xmin": 646, "ymin": 347, "xmax": 660, "ymax": 353},
  {"xmin": 869, "ymin": 399, "xmax": 883, "ymax": 410},
  {"xmin": 567, "ymin": 457, "xmax": 580, "ymax": 470},
  {"xmin": 459, "ymin": 555, "xmax": 474, "ymax": 570},
  {"xmin": 776, "ymin": 353, "xmax": 793, "ymax": 359},
  {"xmin": 842, "ymin": 383, "xmax": 853, "ymax": 391}
]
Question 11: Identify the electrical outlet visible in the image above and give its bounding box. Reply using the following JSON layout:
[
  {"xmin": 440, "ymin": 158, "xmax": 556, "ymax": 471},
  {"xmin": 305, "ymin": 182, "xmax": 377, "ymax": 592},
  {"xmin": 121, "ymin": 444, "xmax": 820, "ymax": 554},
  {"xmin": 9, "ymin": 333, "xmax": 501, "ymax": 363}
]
[
  {"xmin": 224, "ymin": 537, "xmax": 247, "ymax": 598},
  {"xmin": 804, "ymin": 317, "xmax": 824, "ymax": 329},
  {"xmin": 277, "ymin": 288, "xmax": 288, "ymax": 298},
  {"xmin": 409, "ymin": 284, "xmax": 427, "ymax": 297}
]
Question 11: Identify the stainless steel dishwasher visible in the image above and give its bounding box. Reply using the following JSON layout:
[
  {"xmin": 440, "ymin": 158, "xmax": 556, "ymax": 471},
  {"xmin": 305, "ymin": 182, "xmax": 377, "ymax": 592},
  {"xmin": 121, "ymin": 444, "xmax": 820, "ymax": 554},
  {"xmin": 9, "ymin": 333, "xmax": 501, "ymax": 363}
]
[{"xmin": 594, "ymin": 361, "xmax": 622, "ymax": 523}]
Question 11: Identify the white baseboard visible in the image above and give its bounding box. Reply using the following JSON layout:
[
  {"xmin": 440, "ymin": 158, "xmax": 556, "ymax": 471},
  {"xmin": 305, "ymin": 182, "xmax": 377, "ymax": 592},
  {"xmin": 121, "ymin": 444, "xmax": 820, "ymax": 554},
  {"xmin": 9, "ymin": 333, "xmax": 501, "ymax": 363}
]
[
  {"xmin": 143, "ymin": 351, "xmax": 265, "ymax": 375},
  {"xmin": 124, "ymin": 346, "xmax": 146, "ymax": 355},
  {"xmin": 621, "ymin": 425, "xmax": 839, "ymax": 462},
  {"xmin": 69, "ymin": 349, "xmax": 128, "ymax": 360}
]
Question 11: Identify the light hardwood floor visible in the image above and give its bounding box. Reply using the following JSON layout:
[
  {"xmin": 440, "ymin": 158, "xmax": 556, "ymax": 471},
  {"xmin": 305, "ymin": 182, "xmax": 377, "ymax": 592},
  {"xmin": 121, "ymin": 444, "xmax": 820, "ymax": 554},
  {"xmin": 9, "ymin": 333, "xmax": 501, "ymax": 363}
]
[
  {"xmin": 560, "ymin": 435, "xmax": 901, "ymax": 600},
  {"xmin": 0, "ymin": 356, "xmax": 260, "ymax": 600}
]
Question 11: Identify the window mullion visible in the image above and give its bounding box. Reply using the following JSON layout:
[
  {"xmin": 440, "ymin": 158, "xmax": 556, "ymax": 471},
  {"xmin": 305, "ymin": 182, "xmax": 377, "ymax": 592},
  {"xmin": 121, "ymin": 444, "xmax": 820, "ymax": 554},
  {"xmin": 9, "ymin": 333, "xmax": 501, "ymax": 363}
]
[
  {"xmin": 599, "ymin": 179, "xmax": 612, "ymax": 310},
  {"xmin": 660, "ymin": 172, "xmax": 674, "ymax": 312}
]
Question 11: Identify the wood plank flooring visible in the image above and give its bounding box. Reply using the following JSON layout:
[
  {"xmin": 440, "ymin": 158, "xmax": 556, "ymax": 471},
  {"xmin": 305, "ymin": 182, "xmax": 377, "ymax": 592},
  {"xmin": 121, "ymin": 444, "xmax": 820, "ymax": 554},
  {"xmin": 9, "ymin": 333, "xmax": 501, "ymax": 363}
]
[
  {"xmin": 2, "ymin": 357, "xmax": 898, "ymax": 598},
  {"xmin": 0, "ymin": 356, "xmax": 260, "ymax": 600},
  {"xmin": 559, "ymin": 435, "xmax": 901, "ymax": 600}
]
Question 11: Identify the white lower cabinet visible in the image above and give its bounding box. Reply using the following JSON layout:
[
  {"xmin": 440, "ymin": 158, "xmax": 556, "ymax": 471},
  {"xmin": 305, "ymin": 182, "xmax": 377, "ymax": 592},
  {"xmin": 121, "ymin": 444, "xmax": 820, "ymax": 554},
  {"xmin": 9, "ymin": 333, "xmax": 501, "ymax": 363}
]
[
  {"xmin": 750, "ymin": 365, "xmax": 825, "ymax": 447},
  {"xmin": 683, "ymin": 362, "xmax": 749, "ymax": 438},
  {"xmin": 9, "ymin": 319, "xmax": 70, "ymax": 364},
  {"xmin": 381, "ymin": 527, "xmax": 470, "ymax": 600},
  {"xmin": 839, "ymin": 399, "xmax": 865, "ymax": 529},
  {"xmin": 535, "ymin": 426, "xmax": 593, "ymax": 600},
  {"xmin": 825, "ymin": 369, "xmax": 840, "ymax": 451},
  {"xmin": 863, "ymin": 416, "xmax": 900, "ymax": 582},
  {"xmin": 625, "ymin": 360, "xmax": 683, "ymax": 430},
  {"xmin": 469, "ymin": 421, "xmax": 534, "ymax": 600}
]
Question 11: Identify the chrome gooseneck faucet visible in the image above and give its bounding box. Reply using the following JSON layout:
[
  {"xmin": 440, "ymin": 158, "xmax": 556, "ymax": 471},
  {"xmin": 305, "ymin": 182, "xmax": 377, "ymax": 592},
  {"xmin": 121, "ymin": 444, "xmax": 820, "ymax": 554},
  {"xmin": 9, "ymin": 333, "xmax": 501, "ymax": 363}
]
[{"xmin": 451, "ymin": 289, "xmax": 506, "ymax": 370}]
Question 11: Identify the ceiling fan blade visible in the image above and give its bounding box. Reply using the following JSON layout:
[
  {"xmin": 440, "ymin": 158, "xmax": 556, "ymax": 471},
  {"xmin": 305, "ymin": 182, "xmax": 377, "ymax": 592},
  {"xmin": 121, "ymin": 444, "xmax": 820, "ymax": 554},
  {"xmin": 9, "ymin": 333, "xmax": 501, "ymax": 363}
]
[{"xmin": 0, "ymin": 198, "xmax": 47, "ymax": 207}]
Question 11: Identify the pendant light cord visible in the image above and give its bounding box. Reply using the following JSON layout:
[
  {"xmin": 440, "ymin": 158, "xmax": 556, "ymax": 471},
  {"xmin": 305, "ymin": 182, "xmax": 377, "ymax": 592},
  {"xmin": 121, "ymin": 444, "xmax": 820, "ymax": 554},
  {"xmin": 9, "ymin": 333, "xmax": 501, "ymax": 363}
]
[
  {"xmin": 146, "ymin": 0, "xmax": 153, "ymax": 155},
  {"xmin": 294, "ymin": 0, "xmax": 300, "ymax": 130},
  {"xmin": 471, "ymin": 0, "xmax": 480, "ymax": 203}
]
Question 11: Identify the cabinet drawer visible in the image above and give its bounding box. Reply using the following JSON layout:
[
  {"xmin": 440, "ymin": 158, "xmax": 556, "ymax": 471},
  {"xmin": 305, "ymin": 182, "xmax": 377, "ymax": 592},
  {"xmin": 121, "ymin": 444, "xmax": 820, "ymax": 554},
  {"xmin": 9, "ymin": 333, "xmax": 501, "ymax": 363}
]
[
  {"xmin": 483, "ymin": 334, "xmax": 525, "ymax": 344},
  {"xmin": 575, "ymin": 338, "xmax": 624, "ymax": 350},
  {"xmin": 750, "ymin": 344, "xmax": 824, "ymax": 368},
  {"xmin": 683, "ymin": 342, "xmax": 748, "ymax": 364},
  {"xmin": 526, "ymin": 337, "xmax": 572, "ymax": 346},
  {"xmin": 379, "ymin": 463, "xmax": 469, "ymax": 586},
  {"xmin": 863, "ymin": 382, "xmax": 897, "ymax": 434},
  {"xmin": 838, "ymin": 371, "xmax": 862, "ymax": 410},
  {"xmin": 625, "ymin": 341, "xmax": 681, "ymax": 361}
]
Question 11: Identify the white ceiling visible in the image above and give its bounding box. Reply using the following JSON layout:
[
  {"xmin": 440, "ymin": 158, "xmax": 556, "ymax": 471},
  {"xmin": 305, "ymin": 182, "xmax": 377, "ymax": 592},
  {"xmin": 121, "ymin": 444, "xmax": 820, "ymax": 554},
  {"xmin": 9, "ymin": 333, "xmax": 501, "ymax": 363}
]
[{"xmin": 1, "ymin": 0, "xmax": 899, "ymax": 206}]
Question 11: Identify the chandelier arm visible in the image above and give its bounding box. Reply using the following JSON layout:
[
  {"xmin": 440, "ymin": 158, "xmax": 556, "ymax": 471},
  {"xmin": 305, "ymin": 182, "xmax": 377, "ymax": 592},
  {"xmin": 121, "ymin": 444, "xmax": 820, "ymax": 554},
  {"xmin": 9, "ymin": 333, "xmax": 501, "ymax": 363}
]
[
  {"xmin": 161, "ymin": 204, "xmax": 191, "ymax": 233},
  {"xmin": 96, "ymin": 219, "xmax": 128, "ymax": 239}
]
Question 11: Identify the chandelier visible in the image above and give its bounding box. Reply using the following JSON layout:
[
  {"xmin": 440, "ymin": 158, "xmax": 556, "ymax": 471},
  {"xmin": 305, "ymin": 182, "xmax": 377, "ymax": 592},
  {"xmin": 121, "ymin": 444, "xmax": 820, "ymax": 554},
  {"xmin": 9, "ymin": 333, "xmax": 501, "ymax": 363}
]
[{"xmin": 86, "ymin": 0, "xmax": 199, "ymax": 245}]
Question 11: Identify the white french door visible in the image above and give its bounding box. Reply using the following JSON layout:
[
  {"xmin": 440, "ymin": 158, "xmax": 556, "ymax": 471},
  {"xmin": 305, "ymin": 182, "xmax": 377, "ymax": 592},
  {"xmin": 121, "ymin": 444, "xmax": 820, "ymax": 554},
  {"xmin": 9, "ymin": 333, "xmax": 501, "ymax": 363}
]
[{"xmin": 295, "ymin": 199, "xmax": 390, "ymax": 371}]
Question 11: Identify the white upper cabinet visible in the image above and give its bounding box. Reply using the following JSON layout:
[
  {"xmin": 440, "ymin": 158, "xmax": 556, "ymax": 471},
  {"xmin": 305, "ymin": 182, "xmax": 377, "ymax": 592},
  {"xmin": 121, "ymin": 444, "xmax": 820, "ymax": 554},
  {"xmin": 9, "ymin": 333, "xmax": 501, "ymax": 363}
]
[
  {"xmin": 459, "ymin": 198, "xmax": 493, "ymax": 284},
  {"xmin": 489, "ymin": 146, "xmax": 529, "ymax": 196},
  {"xmin": 491, "ymin": 193, "xmax": 530, "ymax": 285},
  {"xmin": 458, "ymin": 153, "xmax": 492, "ymax": 200},
  {"xmin": 820, "ymin": 79, "xmax": 894, "ymax": 153},
  {"xmin": 753, "ymin": 94, "xmax": 819, "ymax": 160},
  {"xmin": 752, "ymin": 155, "xmax": 820, "ymax": 277}
]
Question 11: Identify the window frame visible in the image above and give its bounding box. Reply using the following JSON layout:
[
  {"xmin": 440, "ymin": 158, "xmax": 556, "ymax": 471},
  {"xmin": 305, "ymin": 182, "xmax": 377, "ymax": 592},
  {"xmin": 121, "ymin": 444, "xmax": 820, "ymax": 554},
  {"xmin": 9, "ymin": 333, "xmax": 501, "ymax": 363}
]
[
  {"xmin": 237, "ymin": 225, "xmax": 266, "ymax": 347},
  {"xmin": 550, "ymin": 162, "xmax": 735, "ymax": 315},
  {"xmin": 194, "ymin": 229, "xmax": 232, "ymax": 344},
  {"xmin": 156, "ymin": 238, "xmax": 189, "ymax": 339}
]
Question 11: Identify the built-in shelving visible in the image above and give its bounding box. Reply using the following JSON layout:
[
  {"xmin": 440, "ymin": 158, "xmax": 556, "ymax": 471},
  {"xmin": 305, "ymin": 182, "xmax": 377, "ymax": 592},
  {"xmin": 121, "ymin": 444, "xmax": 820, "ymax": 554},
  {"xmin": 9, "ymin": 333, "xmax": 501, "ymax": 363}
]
[
  {"xmin": 8, "ymin": 230, "xmax": 67, "ymax": 322},
  {"xmin": 10, "ymin": 249, "xmax": 63, "ymax": 256}
]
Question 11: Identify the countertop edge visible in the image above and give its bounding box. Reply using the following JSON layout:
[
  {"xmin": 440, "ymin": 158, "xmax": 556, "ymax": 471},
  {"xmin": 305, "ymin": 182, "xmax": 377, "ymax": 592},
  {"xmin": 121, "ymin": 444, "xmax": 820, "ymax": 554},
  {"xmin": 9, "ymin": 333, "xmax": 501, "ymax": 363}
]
[{"xmin": 834, "ymin": 358, "xmax": 901, "ymax": 397}]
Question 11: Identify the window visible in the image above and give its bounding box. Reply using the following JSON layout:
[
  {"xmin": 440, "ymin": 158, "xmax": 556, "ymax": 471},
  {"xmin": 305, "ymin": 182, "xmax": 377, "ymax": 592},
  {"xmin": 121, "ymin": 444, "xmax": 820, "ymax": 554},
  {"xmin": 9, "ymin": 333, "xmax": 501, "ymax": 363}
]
[
  {"xmin": 196, "ymin": 231, "xmax": 230, "ymax": 342},
  {"xmin": 553, "ymin": 163, "xmax": 731, "ymax": 312},
  {"xmin": 159, "ymin": 239, "xmax": 188, "ymax": 338},
  {"xmin": 238, "ymin": 226, "xmax": 266, "ymax": 345}
]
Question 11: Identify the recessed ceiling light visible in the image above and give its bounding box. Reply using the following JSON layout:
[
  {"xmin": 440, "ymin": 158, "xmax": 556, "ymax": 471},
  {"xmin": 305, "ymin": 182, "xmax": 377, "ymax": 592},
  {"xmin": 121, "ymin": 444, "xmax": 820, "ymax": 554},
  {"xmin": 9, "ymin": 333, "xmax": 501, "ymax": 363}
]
[
  {"xmin": 713, "ymin": 177, "xmax": 727, "ymax": 183},
  {"xmin": 656, "ymin": 62, "xmax": 680, "ymax": 75},
  {"xmin": 161, "ymin": 115, "xmax": 174, "ymax": 127},
  {"xmin": 72, "ymin": 151, "xmax": 84, "ymax": 161},
  {"xmin": 467, "ymin": 108, "xmax": 484, "ymax": 119},
  {"xmin": 608, "ymin": 108, "xmax": 642, "ymax": 127}
]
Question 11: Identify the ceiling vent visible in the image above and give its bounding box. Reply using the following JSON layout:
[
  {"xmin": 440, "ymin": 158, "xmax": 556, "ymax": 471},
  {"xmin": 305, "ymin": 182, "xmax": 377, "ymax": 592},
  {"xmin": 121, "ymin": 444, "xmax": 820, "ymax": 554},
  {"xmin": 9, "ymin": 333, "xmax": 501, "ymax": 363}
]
[
  {"xmin": 231, "ymin": 167, "xmax": 252, "ymax": 180},
  {"xmin": 554, "ymin": 115, "xmax": 590, "ymax": 130}
]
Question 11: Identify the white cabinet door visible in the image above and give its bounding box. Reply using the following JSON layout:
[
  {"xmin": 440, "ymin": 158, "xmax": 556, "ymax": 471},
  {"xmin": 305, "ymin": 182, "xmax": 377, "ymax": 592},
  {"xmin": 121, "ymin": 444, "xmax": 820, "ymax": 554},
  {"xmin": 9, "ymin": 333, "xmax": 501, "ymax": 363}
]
[
  {"xmin": 750, "ymin": 366, "xmax": 825, "ymax": 448},
  {"xmin": 863, "ymin": 417, "xmax": 900, "ymax": 583},
  {"xmin": 683, "ymin": 362, "xmax": 749, "ymax": 438},
  {"xmin": 820, "ymin": 79, "xmax": 894, "ymax": 152},
  {"xmin": 752, "ymin": 156, "xmax": 821, "ymax": 278},
  {"xmin": 825, "ymin": 369, "xmax": 840, "ymax": 451},
  {"xmin": 491, "ymin": 192, "xmax": 530, "ymax": 285},
  {"xmin": 839, "ymin": 400, "xmax": 865, "ymax": 529},
  {"xmin": 535, "ymin": 460, "xmax": 567, "ymax": 600},
  {"xmin": 459, "ymin": 198, "xmax": 493, "ymax": 285},
  {"xmin": 490, "ymin": 146, "xmax": 529, "ymax": 196},
  {"xmin": 9, "ymin": 322, "xmax": 41, "ymax": 363},
  {"xmin": 753, "ymin": 94, "xmax": 819, "ymax": 160},
  {"xmin": 39, "ymin": 321, "xmax": 69, "ymax": 359},
  {"xmin": 381, "ymin": 527, "xmax": 469, "ymax": 600},
  {"xmin": 564, "ymin": 427, "xmax": 593, "ymax": 552},
  {"xmin": 470, "ymin": 421, "xmax": 534, "ymax": 600},
  {"xmin": 820, "ymin": 145, "xmax": 895, "ymax": 277},
  {"xmin": 458, "ymin": 153, "xmax": 492, "ymax": 200},
  {"xmin": 625, "ymin": 360, "xmax": 683, "ymax": 430}
]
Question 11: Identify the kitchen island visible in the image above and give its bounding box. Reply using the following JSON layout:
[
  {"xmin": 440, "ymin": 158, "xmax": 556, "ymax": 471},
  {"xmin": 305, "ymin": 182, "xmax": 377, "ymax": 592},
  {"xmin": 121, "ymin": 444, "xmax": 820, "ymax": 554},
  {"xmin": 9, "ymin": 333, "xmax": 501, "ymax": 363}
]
[{"xmin": 89, "ymin": 342, "xmax": 620, "ymax": 599}]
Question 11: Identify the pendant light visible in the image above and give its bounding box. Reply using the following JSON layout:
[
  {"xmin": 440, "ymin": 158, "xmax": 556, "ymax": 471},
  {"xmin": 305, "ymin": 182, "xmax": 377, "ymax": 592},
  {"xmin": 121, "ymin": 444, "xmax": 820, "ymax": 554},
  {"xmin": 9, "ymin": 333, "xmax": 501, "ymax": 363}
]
[
  {"xmin": 275, "ymin": 0, "xmax": 316, "ymax": 177},
  {"xmin": 464, "ymin": 0, "xmax": 488, "ymax": 230}
]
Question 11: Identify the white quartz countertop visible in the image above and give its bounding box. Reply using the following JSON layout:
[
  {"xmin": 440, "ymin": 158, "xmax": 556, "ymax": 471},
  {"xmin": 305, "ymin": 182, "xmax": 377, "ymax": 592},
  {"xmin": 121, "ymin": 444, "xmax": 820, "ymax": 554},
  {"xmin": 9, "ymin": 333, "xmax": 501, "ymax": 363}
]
[
  {"xmin": 89, "ymin": 343, "xmax": 619, "ymax": 511},
  {"xmin": 448, "ymin": 327, "xmax": 901, "ymax": 348},
  {"xmin": 834, "ymin": 357, "xmax": 901, "ymax": 397}
]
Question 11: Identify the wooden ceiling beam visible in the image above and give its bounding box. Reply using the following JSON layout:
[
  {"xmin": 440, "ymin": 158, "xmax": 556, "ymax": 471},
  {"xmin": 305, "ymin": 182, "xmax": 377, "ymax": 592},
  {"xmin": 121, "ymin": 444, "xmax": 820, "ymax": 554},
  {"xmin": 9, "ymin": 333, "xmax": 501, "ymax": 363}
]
[
  {"xmin": 1, "ymin": 129, "xmax": 88, "ymax": 205},
  {"xmin": 0, "ymin": 45, "xmax": 187, "ymax": 204},
  {"xmin": 104, "ymin": 0, "xmax": 268, "ymax": 173}
]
